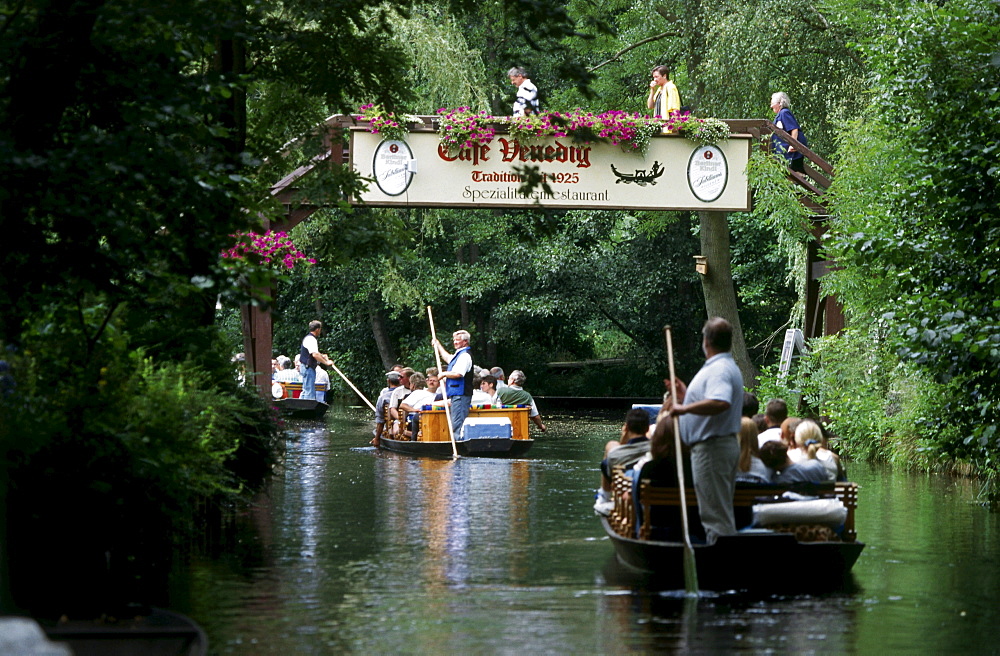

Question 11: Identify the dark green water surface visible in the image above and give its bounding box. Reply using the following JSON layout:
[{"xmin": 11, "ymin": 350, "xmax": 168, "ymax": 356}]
[{"xmin": 174, "ymin": 406, "xmax": 1000, "ymax": 654}]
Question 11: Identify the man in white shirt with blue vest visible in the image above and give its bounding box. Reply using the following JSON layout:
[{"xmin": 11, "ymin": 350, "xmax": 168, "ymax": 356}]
[
  {"xmin": 669, "ymin": 317, "xmax": 744, "ymax": 544},
  {"xmin": 433, "ymin": 330, "xmax": 474, "ymax": 438}
]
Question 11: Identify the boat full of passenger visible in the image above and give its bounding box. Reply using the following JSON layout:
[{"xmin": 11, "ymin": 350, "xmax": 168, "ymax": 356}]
[
  {"xmin": 601, "ymin": 467, "xmax": 865, "ymax": 590},
  {"xmin": 377, "ymin": 405, "xmax": 534, "ymax": 458}
]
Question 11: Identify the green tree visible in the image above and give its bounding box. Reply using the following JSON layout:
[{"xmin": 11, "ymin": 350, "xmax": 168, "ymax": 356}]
[{"xmin": 821, "ymin": 0, "xmax": 1000, "ymax": 493}]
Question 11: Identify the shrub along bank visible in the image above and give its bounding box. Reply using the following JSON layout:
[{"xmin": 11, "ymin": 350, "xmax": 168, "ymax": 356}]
[{"xmin": 0, "ymin": 313, "xmax": 282, "ymax": 618}]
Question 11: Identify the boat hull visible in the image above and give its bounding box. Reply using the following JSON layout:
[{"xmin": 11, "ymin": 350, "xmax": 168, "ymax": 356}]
[
  {"xmin": 274, "ymin": 398, "xmax": 329, "ymax": 419},
  {"xmin": 600, "ymin": 516, "xmax": 864, "ymax": 591},
  {"xmin": 378, "ymin": 435, "xmax": 534, "ymax": 458},
  {"xmin": 377, "ymin": 407, "xmax": 534, "ymax": 457},
  {"xmin": 42, "ymin": 607, "xmax": 207, "ymax": 656}
]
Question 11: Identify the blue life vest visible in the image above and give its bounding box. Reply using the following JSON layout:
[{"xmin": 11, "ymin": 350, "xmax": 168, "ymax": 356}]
[{"xmin": 445, "ymin": 346, "xmax": 474, "ymax": 397}]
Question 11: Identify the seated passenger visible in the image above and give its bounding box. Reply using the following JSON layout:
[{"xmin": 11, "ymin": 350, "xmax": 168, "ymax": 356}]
[
  {"xmin": 781, "ymin": 416, "xmax": 803, "ymax": 461},
  {"xmin": 274, "ymin": 358, "xmax": 302, "ymax": 384},
  {"xmin": 637, "ymin": 403, "xmax": 693, "ymax": 486},
  {"xmin": 372, "ymin": 371, "xmax": 402, "ymax": 446},
  {"xmin": 635, "ymin": 410, "xmax": 703, "ymax": 542},
  {"xmin": 759, "ymin": 439, "xmax": 828, "ymax": 484},
  {"xmin": 757, "ymin": 398, "xmax": 787, "ymax": 448},
  {"xmin": 736, "ymin": 416, "xmax": 773, "ymax": 484},
  {"xmin": 790, "ymin": 419, "xmax": 845, "ymax": 482},
  {"xmin": 471, "ymin": 372, "xmax": 493, "ymax": 406},
  {"xmin": 490, "ymin": 366, "xmax": 508, "ymax": 391},
  {"xmin": 398, "ymin": 373, "xmax": 436, "ymax": 439},
  {"xmin": 480, "ymin": 374, "xmax": 499, "ymax": 405},
  {"xmin": 497, "ymin": 370, "xmax": 546, "ymax": 432},
  {"xmin": 315, "ymin": 365, "xmax": 330, "ymax": 403},
  {"xmin": 388, "ymin": 367, "xmax": 415, "ymax": 422},
  {"xmin": 398, "ymin": 372, "xmax": 435, "ymax": 413},
  {"xmin": 594, "ymin": 408, "xmax": 651, "ymax": 515},
  {"xmin": 425, "ymin": 367, "xmax": 440, "ymax": 397}
]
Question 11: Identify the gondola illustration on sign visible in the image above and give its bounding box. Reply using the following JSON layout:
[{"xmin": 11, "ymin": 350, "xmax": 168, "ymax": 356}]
[{"xmin": 610, "ymin": 161, "xmax": 664, "ymax": 186}]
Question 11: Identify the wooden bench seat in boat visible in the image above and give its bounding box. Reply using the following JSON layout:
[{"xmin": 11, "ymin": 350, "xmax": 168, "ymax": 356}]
[{"xmin": 609, "ymin": 467, "xmax": 859, "ymax": 543}]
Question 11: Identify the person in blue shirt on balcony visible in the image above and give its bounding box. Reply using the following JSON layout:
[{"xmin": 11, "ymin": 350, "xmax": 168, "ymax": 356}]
[{"xmin": 770, "ymin": 91, "xmax": 808, "ymax": 174}]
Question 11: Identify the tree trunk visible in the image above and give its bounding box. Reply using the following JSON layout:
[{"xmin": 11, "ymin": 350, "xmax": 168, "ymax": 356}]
[
  {"xmin": 457, "ymin": 246, "xmax": 470, "ymax": 328},
  {"xmin": 698, "ymin": 210, "xmax": 758, "ymax": 387},
  {"xmin": 369, "ymin": 295, "xmax": 396, "ymax": 370},
  {"xmin": 485, "ymin": 305, "xmax": 498, "ymax": 366}
]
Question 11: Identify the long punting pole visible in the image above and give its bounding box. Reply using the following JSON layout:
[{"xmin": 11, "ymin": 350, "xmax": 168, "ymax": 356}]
[
  {"xmin": 665, "ymin": 325, "xmax": 700, "ymax": 595},
  {"xmin": 428, "ymin": 306, "xmax": 459, "ymax": 458},
  {"xmin": 328, "ymin": 361, "xmax": 377, "ymax": 412}
]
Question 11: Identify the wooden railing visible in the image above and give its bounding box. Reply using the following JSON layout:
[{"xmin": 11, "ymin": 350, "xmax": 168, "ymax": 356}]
[{"xmin": 723, "ymin": 118, "xmax": 833, "ymax": 216}]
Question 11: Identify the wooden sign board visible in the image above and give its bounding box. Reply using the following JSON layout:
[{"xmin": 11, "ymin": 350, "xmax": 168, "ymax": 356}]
[{"xmin": 350, "ymin": 130, "xmax": 751, "ymax": 211}]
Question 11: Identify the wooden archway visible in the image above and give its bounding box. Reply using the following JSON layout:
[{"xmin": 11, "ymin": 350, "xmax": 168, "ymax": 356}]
[{"xmin": 243, "ymin": 115, "xmax": 841, "ymax": 396}]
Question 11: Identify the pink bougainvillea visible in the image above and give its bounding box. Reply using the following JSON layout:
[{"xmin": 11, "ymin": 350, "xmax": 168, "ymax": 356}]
[{"xmin": 221, "ymin": 231, "xmax": 316, "ymax": 270}]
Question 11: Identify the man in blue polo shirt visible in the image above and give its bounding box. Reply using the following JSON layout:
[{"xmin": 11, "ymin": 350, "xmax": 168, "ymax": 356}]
[
  {"xmin": 433, "ymin": 330, "xmax": 474, "ymax": 438},
  {"xmin": 669, "ymin": 317, "xmax": 744, "ymax": 544}
]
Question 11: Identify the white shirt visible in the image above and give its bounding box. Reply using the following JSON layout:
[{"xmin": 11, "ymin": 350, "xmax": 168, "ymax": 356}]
[
  {"xmin": 513, "ymin": 79, "xmax": 539, "ymax": 116},
  {"xmin": 757, "ymin": 426, "xmax": 782, "ymax": 449},
  {"xmin": 401, "ymin": 389, "xmax": 435, "ymax": 411},
  {"xmin": 274, "ymin": 369, "xmax": 301, "ymax": 383}
]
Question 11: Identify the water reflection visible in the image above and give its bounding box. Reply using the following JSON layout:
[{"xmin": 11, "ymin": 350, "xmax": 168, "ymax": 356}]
[{"xmin": 175, "ymin": 408, "xmax": 1000, "ymax": 655}]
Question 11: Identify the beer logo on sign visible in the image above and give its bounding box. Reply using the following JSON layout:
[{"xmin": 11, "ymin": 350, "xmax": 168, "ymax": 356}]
[
  {"xmin": 373, "ymin": 140, "xmax": 414, "ymax": 196},
  {"xmin": 687, "ymin": 145, "xmax": 728, "ymax": 202}
]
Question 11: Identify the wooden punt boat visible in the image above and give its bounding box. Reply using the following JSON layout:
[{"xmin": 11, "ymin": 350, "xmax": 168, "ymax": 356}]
[
  {"xmin": 41, "ymin": 607, "xmax": 207, "ymax": 656},
  {"xmin": 601, "ymin": 470, "xmax": 865, "ymax": 590},
  {"xmin": 272, "ymin": 381, "xmax": 329, "ymax": 419},
  {"xmin": 273, "ymin": 397, "xmax": 329, "ymax": 419},
  {"xmin": 377, "ymin": 406, "xmax": 534, "ymax": 458}
]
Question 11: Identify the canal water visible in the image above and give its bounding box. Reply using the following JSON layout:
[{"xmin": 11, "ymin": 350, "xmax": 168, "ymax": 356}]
[{"xmin": 174, "ymin": 406, "xmax": 1000, "ymax": 654}]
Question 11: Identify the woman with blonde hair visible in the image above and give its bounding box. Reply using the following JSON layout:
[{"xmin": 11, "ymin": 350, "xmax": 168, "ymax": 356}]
[{"xmin": 792, "ymin": 419, "xmax": 845, "ymax": 481}]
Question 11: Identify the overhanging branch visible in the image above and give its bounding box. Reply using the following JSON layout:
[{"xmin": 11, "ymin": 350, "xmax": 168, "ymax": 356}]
[{"xmin": 589, "ymin": 30, "xmax": 681, "ymax": 73}]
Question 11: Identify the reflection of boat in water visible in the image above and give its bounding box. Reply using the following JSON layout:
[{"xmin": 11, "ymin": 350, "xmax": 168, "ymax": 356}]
[
  {"xmin": 377, "ymin": 407, "xmax": 534, "ymax": 458},
  {"xmin": 601, "ymin": 471, "xmax": 864, "ymax": 591}
]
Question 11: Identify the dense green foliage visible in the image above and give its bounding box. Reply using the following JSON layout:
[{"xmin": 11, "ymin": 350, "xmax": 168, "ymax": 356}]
[
  {"xmin": 3, "ymin": 0, "xmax": 997, "ymax": 619},
  {"xmin": 788, "ymin": 0, "xmax": 1000, "ymax": 500}
]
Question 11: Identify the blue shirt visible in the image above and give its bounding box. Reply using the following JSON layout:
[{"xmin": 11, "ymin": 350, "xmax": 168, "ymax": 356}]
[
  {"xmin": 772, "ymin": 107, "xmax": 806, "ymax": 161},
  {"xmin": 679, "ymin": 352, "xmax": 744, "ymax": 446},
  {"xmin": 779, "ymin": 458, "xmax": 829, "ymax": 484}
]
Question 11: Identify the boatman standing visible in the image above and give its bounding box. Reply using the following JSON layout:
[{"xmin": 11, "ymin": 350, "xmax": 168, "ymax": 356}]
[
  {"xmin": 668, "ymin": 317, "xmax": 743, "ymax": 544},
  {"xmin": 433, "ymin": 330, "xmax": 474, "ymax": 438},
  {"xmin": 300, "ymin": 320, "xmax": 334, "ymax": 401}
]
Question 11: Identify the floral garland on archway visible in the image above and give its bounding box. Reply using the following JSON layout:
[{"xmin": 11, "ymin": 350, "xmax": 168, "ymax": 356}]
[{"xmin": 356, "ymin": 104, "xmax": 731, "ymax": 155}]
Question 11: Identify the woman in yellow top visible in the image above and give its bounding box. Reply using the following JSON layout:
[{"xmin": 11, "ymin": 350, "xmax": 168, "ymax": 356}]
[{"xmin": 647, "ymin": 65, "xmax": 681, "ymax": 118}]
